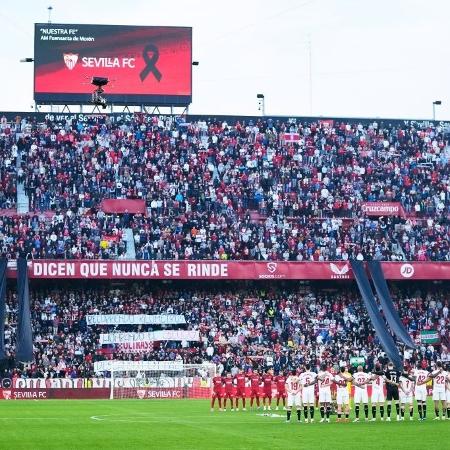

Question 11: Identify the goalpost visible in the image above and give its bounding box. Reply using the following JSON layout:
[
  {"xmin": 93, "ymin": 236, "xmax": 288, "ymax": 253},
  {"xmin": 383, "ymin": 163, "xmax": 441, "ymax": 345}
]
[{"xmin": 94, "ymin": 360, "xmax": 216, "ymax": 400}]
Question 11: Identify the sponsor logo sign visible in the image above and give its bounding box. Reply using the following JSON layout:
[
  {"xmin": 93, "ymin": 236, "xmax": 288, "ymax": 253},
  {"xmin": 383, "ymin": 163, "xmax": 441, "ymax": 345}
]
[
  {"xmin": 329, "ymin": 263, "xmax": 351, "ymax": 279},
  {"xmin": 400, "ymin": 263, "xmax": 415, "ymax": 278},
  {"xmin": 361, "ymin": 202, "xmax": 405, "ymax": 217}
]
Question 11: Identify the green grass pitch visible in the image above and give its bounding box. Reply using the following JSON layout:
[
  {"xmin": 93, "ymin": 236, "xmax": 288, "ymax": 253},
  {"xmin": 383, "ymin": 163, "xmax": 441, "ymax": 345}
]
[{"xmin": 0, "ymin": 399, "xmax": 448, "ymax": 450}]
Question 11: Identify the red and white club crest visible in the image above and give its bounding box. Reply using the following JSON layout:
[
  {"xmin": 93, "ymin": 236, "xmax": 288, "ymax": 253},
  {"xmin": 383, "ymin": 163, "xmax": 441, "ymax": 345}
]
[
  {"xmin": 2, "ymin": 390, "xmax": 11, "ymax": 400},
  {"xmin": 63, "ymin": 53, "xmax": 79, "ymax": 70},
  {"xmin": 329, "ymin": 263, "xmax": 349, "ymax": 276},
  {"xmin": 267, "ymin": 262, "xmax": 277, "ymax": 274},
  {"xmin": 136, "ymin": 389, "xmax": 146, "ymax": 399}
]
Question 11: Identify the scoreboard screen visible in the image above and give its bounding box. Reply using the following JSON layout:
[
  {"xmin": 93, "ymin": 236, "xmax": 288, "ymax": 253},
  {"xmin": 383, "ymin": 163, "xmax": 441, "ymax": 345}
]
[{"xmin": 34, "ymin": 23, "xmax": 192, "ymax": 105}]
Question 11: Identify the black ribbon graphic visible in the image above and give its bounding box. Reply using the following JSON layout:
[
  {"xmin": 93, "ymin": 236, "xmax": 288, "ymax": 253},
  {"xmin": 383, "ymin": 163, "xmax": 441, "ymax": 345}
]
[{"xmin": 140, "ymin": 43, "xmax": 162, "ymax": 82}]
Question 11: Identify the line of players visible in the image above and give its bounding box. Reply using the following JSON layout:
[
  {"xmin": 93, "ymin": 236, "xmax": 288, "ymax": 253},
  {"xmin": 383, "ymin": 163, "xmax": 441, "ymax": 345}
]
[{"xmin": 211, "ymin": 361, "xmax": 450, "ymax": 423}]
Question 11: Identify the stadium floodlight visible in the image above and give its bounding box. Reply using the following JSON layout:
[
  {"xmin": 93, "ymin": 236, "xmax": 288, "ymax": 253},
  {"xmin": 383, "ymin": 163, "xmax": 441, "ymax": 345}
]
[
  {"xmin": 20, "ymin": 58, "xmax": 34, "ymax": 63},
  {"xmin": 432, "ymin": 100, "xmax": 442, "ymax": 121},
  {"xmin": 257, "ymin": 93, "xmax": 265, "ymax": 116}
]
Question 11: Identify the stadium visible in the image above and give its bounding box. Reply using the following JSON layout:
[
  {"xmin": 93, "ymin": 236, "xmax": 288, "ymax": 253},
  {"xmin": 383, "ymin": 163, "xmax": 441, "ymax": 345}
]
[{"xmin": 0, "ymin": 1, "xmax": 449, "ymax": 450}]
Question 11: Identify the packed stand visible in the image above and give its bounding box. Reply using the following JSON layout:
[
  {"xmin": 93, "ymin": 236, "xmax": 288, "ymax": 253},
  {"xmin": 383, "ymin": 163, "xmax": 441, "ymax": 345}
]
[
  {"xmin": 0, "ymin": 282, "xmax": 448, "ymax": 378},
  {"xmin": 0, "ymin": 114, "xmax": 449, "ymax": 261},
  {"xmin": 0, "ymin": 212, "xmax": 129, "ymax": 259},
  {"xmin": 0, "ymin": 116, "xmax": 19, "ymax": 209}
]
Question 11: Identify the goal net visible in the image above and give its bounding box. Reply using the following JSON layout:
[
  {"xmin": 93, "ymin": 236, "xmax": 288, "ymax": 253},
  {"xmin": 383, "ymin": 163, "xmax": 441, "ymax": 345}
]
[{"xmin": 94, "ymin": 360, "xmax": 216, "ymax": 400}]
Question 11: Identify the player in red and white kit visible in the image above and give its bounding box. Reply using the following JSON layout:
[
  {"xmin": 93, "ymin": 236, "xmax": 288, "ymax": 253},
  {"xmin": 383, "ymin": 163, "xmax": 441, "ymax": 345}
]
[
  {"xmin": 299, "ymin": 363, "xmax": 317, "ymax": 423},
  {"xmin": 317, "ymin": 363, "xmax": 333, "ymax": 423},
  {"xmin": 399, "ymin": 374, "xmax": 414, "ymax": 421},
  {"xmin": 262, "ymin": 369, "xmax": 274, "ymax": 411},
  {"xmin": 234, "ymin": 369, "xmax": 247, "ymax": 411},
  {"xmin": 446, "ymin": 367, "xmax": 450, "ymax": 420},
  {"xmin": 334, "ymin": 367, "xmax": 351, "ymax": 422},
  {"xmin": 370, "ymin": 364, "xmax": 386, "ymax": 421},
  {"xmin": 248, "ymin": 370, "xmax": 261, "ymax": 409},
  {"xmin": 352, "ymin": 366, "xmax": 371, "ymax": 422},
  {"xmin": 274, "ymin": 371, "xmax": 287, "ymax": 410},
  {"xmin": 421, "ymin": 361, "xmax": 447, "ymax": 420},
  {"xmin": 211, "ymin": 374, "xmax": 224, "ymax": 412},
  {"xmin": 410, "ymin": 364, "xmax": 429, "ymax": 420},
  {"xmin": 285, "ymin": 369, "xmax": 302, "ymax": 422},
  {"xmin": 222, "ymin": 372, "xmax": 235, "ymax": 411}
]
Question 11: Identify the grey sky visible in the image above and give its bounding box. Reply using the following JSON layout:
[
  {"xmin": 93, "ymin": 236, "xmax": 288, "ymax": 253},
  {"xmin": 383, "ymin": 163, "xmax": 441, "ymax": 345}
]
[{"xmin": 1, "ymin": 0, "xmax": 449, "ymax": 120}]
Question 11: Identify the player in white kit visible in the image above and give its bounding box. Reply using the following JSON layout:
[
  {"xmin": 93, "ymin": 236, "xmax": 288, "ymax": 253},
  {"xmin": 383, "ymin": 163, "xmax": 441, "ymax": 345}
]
[
  {"xmin": 410, "ymin": 364, "xmax": 429, "ymax": 420},
  {"xmin": 399, "ymin": 374, "xmax": 414, "ymax": 420},
  {"xmin": 370, "ymin": 364, "xmax": 386, "ymax": 421},
  {"xmin": 285, "ymin": 369, "xmax": 302, "ymax": 423},
  {"xmin": 352, "ymin": 366, "xmax": 371, "ymax": 422},
  {"xmin": 334, "ymin": 367, "xmax": 351, "ymax": 422},
  {"xmin": 299, "ymin": 363, "xmax": 317, "ymax": 423},
  {"xmin": 420, "ymin": 361, "xmax": 447, "ymax": 420},
  {"xmin": 446, "ymin": 366, "xmax": 450, "ymax": 420},
  {"xmin": 317, "ymin": 363, "xmax": 333, "ymax": 423}
]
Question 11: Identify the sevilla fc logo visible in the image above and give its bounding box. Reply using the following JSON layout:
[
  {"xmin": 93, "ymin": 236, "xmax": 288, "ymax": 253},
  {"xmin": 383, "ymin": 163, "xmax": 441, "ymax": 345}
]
[
  {"xmin": 63, "ymin": 53, "xmax": 79, "ymax": 70},
  {"xmin": 2, "ymin": 390, "xmax": 11, "ymax": 400},
  {"xmin": 267, "ymin": 262, "xmax": 277, "ymax": 274},
  {"xmin": 329, "ymin": 263, "xmax": 350, "ymax": 278},
  {"xmin": 137, "ymin": 389, "xmax": 146, "ymax": 399}
]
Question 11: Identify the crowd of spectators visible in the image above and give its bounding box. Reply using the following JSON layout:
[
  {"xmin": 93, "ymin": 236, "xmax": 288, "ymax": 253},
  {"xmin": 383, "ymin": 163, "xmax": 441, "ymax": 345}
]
[
  {"xmin": 0, "ymin": 114, "xmax": 449, "ymax": 261},
  {"xmin": 0, "ymin": 116, "xmax": 18, "ymax": 209},
  {"xmin": 0, "ymin": 282, "xmax": 448, "ymax": 378},
  {"xmin": 0, "ymin": 212, "xmax": 128, "ymax": 259}
]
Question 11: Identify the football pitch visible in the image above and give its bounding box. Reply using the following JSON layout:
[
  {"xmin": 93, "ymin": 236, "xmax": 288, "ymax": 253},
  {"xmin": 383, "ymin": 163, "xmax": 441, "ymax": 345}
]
[{"xmin": 0, "ymin": 399, "xmax": 448, "ymax": 450}]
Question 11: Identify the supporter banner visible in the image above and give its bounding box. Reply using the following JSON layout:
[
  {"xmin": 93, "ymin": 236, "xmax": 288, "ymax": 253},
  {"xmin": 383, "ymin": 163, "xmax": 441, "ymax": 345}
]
[
  {"xmin": 93, "ymin": 360, "xmax": 184, "ymax": 372},
  {"xmin": 420, "ymin": 330, "xmax": 440, "ymax": 344},
  {"xmin": 318, "ymin": 119, "xmax": 334, "ymax": 128},
  {"xmin": 18, "ymin": 260, "xmax": 450, "ymax": 280},
  {"xmin": 116, "ymin": 341, "xmax": 154, "ymax": 353},
  {"xmin": 282, "ymin": 132, "xmax": 300, "ymax": 143},
  {"xmin": 100, "ymin": 199, "xmax": 146, "ymax": 214},
  {"xmin": 349, "ymin": 357, "xmax": 365, "ymax": 367},
  {"xmin": 100, "ymin": 330, "xmax": 200, "ymax": 345},
  {"xmin": 361, "ymin": 202, "xmax": 405, "ymax": 217},
  {"xmin": 86, "ymin": 314, "xmax": 186, "ymax": 326},
  {"xmin": 34, "ymin": 24, "xmax": 192, "ymax": 105}
]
